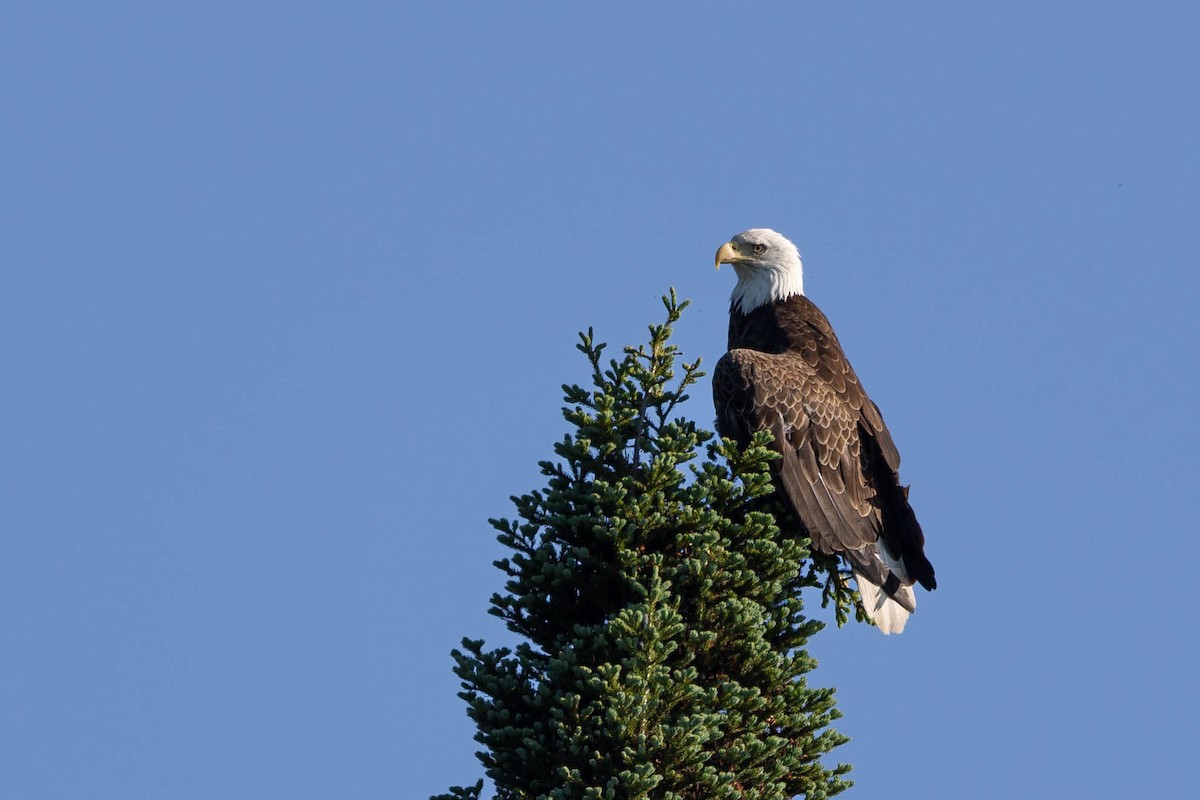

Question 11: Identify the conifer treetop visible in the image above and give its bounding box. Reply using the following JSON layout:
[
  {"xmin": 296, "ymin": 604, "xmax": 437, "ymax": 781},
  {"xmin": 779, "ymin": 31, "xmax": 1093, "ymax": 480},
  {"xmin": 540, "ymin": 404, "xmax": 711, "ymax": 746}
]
[{"xmin": 436, "ymin": 292, "xmax": 852, "ymax": 800}]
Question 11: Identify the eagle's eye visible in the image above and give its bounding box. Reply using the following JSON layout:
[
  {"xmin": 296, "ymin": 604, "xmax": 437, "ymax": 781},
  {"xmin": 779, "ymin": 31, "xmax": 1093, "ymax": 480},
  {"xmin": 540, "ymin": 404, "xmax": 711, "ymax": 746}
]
[{"xmin": 752, "ymin": 243, "xmax": 767, "ymax": 255}]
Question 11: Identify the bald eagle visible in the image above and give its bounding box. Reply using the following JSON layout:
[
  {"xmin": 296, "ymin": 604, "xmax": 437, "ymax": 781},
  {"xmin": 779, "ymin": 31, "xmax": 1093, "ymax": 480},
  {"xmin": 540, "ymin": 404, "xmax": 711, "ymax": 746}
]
[{"xmin": 712, "ymin": 229, "xmax": 935, "ymax": 634}]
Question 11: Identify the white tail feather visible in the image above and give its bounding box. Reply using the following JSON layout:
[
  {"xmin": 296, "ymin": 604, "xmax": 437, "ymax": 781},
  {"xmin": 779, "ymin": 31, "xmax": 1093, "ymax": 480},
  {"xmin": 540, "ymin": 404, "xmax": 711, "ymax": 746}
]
[
  {"xmin": 854, "ymin": 542, "xmax": 916, "ymax": 634},
  {"xmin": 854, "ymin": 570, "xmax": 912, "ymax": 634}
]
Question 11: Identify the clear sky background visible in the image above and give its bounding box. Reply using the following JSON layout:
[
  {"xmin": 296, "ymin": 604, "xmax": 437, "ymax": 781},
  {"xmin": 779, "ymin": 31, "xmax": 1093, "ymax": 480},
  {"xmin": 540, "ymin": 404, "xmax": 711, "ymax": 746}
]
[{"xmin": 2, "ymin": 3, "xmax": 1197, "ymax": 798}]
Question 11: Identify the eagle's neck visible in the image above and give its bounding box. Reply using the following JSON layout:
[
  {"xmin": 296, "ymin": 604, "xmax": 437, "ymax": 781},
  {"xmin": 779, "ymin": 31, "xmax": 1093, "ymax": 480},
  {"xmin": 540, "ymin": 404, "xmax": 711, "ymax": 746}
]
[
  {"xmin": 730, "ymin": 263, "xmax": 804, "ymax": 315},
  {"xmin": 728, "ymin": 294, "xmax": 834, "ymax": 355}
]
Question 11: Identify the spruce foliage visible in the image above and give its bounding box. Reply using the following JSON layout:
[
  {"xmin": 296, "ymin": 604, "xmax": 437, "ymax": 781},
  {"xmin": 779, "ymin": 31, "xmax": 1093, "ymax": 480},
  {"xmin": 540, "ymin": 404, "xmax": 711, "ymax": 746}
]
[{"xmin": 436, "ymin": 293, "xmax": 851, "ymax": 800}]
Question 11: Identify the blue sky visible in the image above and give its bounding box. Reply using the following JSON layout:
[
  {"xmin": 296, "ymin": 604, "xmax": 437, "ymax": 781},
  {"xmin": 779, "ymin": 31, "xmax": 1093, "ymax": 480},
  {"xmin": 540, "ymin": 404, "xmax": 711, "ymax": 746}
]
[{"xmin": 2, "ymin": 3, "xmax": 1198, "ymax": 797}]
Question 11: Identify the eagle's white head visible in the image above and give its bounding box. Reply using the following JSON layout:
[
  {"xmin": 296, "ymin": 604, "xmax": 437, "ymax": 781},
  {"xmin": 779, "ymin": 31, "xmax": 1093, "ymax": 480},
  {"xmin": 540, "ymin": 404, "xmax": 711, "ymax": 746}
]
[{"xmin": 715, "ymin": 228, "xmax": 804, "ymax": 314}]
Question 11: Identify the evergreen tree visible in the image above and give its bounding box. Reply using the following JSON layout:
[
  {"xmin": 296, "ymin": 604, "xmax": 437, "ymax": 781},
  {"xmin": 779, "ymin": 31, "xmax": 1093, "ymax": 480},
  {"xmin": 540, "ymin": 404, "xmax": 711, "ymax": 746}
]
[{"xmin": 436, "ymin": 293, "xmax": 852, "ymax": 800}]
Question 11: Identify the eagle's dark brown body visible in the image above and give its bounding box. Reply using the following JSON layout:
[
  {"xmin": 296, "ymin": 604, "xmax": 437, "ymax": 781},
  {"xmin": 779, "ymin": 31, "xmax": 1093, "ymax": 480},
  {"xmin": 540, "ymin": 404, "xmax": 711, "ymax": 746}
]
[{"xmin": 713, "ymin": 294, "xmax": 936, "ymax": 608}]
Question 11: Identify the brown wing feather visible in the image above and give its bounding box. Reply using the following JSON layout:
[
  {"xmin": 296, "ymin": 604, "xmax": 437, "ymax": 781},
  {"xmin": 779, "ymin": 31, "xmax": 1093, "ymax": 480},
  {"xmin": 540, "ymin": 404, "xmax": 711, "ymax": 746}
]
[
  {"xmin": 714, "ymin": 295, "xmax": 936, "ymax": 594},
  {"xmin": 714, "ymin": 349, "xmax": 880, "ymax": 559}
]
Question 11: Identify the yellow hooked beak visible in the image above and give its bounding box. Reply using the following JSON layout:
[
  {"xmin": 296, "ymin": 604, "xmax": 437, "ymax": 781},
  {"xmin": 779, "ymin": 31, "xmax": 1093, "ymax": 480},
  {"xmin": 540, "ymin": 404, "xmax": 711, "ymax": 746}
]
[{"xmin": 714, "ymin": 241, "xmax": 738, "ymax": 270}]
